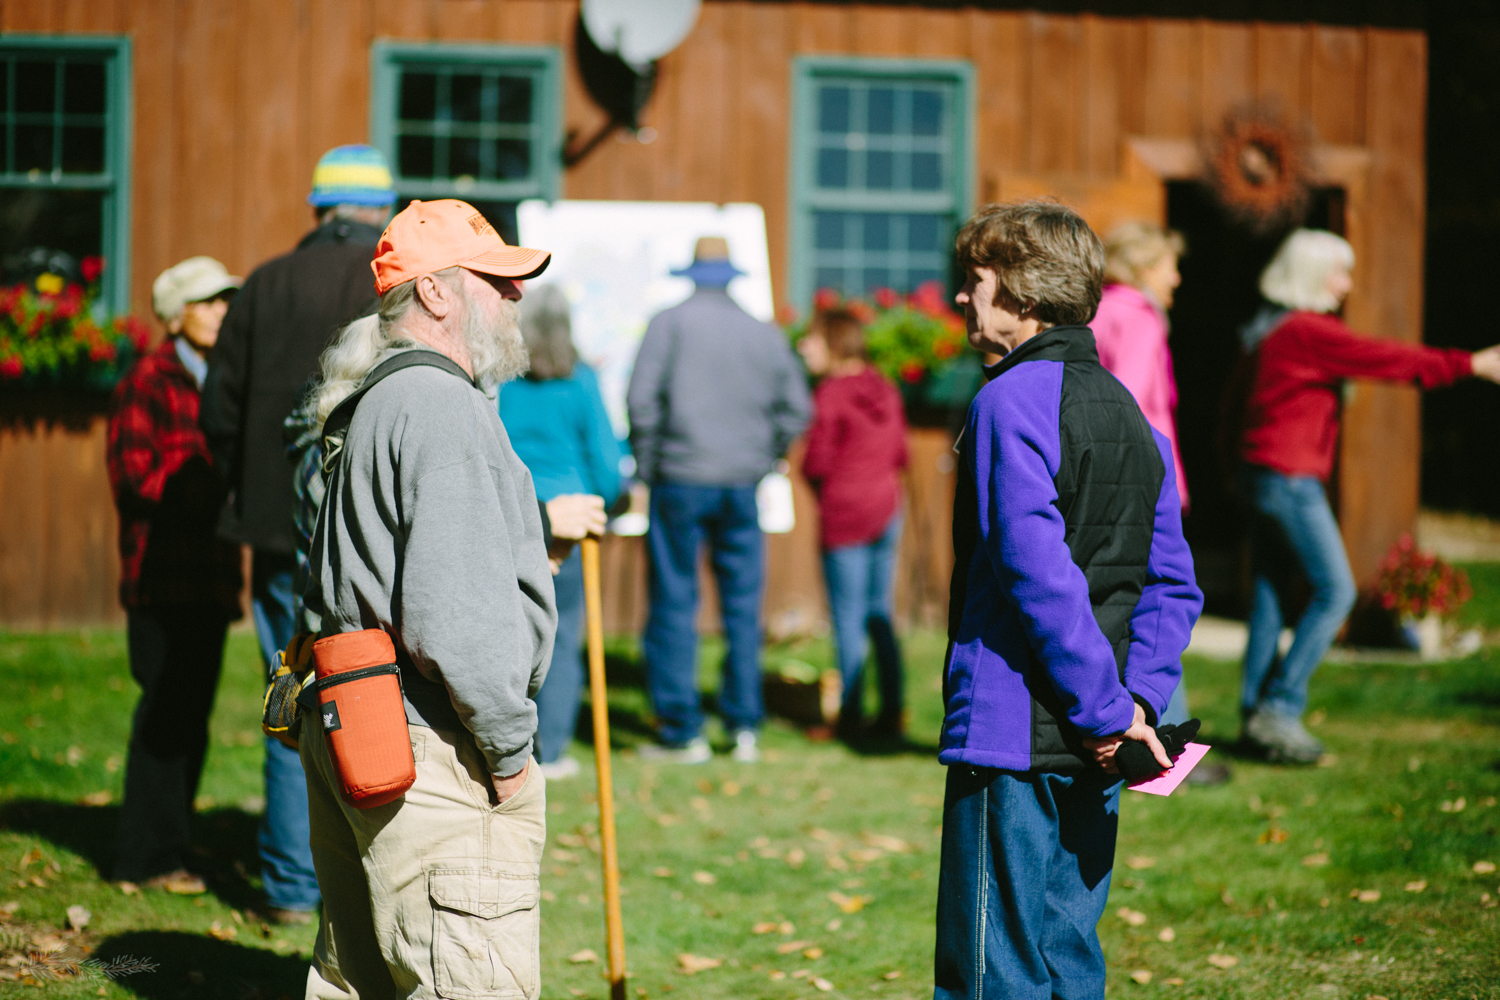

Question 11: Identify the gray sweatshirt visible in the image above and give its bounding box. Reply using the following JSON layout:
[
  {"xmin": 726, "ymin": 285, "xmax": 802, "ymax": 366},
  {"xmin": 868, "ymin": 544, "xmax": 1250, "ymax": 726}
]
[
  {"xmin": 307, "ymin": 354, "xmax": 556, "ymax": 776},
  {"xmin": 627, "ymin": 287, "xmax": 812, "ymax": 485}
]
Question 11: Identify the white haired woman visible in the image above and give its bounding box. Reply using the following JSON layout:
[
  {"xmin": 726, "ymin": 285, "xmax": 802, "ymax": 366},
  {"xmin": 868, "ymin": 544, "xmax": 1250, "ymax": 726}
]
[{"xmin": 1237, "ymin": 229, "xmax": 1500, "ymax": 763}]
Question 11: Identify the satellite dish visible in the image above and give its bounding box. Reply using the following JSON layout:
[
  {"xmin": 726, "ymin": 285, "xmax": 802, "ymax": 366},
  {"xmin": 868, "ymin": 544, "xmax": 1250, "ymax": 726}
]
[{"xmin": 581, "ymin": 0, "xmax": 701, "ymax": 72}]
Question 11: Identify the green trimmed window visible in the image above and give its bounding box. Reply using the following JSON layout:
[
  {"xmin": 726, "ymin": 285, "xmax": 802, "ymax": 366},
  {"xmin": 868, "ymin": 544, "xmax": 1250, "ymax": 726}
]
[
  {"xmin": 790, "ymin": 58, "xmax": 972, "ymax": 307},
  {"xmin": 371, "ymin": 42, "xmax": 560, "ymax": 243},
  {"xmin": 0, "ymin": 37, "xmax": 131, "ymax": 311}
]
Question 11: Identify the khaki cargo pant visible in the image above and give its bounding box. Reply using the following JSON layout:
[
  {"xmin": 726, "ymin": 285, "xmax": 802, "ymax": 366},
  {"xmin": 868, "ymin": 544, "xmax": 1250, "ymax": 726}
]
[{"xmin": 300, "ymin": 719, "xmax": 546, "ymax": 1000}]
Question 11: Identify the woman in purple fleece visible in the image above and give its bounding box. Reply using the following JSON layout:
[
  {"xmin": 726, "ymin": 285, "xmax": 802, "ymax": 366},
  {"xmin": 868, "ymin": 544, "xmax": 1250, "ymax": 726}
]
[{"xmin": 934, "ymin": 202, "xmax": 1203, "ymax": 1000}]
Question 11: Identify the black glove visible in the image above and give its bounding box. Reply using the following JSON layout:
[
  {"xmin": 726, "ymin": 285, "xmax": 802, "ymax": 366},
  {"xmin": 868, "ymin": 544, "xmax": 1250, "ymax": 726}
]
[{"xmin": 1115, "ymin": 718, "xmax": 1201, "ymax": 783}]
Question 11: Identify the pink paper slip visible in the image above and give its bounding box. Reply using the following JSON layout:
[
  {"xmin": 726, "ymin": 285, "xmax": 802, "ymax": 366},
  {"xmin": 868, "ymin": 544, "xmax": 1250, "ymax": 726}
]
[{"xmin": 1127, "ymin": 742, "xmax": 1212, "ymax": 796}]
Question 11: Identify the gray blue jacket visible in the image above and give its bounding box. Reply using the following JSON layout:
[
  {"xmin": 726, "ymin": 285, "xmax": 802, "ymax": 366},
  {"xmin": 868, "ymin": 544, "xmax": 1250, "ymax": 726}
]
[
  {"xmin": 627, "ymin": 287, "xmax": 811, "ymax": 486},
  {"xmin": 943, "ymin": 325, "xmax": 1202, "ymax": 773}
]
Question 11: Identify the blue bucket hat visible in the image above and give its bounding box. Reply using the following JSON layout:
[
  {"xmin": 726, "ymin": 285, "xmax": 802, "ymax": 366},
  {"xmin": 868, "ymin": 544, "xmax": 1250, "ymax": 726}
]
[
  {"xmin": 308, "ymin": 144, "xmax": 397, "ymax": 207},
  {"xmin": 671, "ymin": 236, "xmax": 746, "ymax": 286}
]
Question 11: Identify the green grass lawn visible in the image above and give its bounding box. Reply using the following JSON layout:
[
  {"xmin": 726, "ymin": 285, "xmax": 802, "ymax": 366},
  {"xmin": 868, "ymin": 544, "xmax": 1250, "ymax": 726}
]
[{"xmin": 2, "ymin": 621, "xmax": 1500, "ymax": 999}]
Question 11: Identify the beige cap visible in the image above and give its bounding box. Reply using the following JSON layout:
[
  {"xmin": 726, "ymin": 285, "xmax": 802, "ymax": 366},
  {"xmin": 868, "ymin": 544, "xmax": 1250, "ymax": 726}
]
[{"xmin": 152, "ymin": 256, "xmax": 241, "ymax": 321}]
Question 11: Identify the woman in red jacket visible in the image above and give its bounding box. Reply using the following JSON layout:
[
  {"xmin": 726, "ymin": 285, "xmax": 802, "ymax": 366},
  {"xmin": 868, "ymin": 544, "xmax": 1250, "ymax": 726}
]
[
  {"xmin": 1237, "ymin": 229, "xmax": 1500, "ymax": 763},
  {"xmin": 798, "ymin": 308, "xmax": 909, "ymax": 741}
]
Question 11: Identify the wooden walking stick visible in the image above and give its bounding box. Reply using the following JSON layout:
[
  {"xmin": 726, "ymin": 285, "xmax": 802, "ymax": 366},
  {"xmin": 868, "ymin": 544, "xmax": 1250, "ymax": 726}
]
[{"xmin": 581, "ymin": 535, "xmax": 627, "ymax": 1000}]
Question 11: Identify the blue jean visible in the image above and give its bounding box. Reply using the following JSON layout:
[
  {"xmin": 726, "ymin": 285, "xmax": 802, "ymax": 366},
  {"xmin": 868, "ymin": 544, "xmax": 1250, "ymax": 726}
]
[
  {"xmin": 534, "ymin": 548, "xmax": 585, "ymax": 763},
  {"xmin": 251, "ymin": 551, "xmax": 321, "ymax": 911},
  {"xmin": 822, "ymin": 513, "xmax": 904, "ymax": 724},
  {"xmin": 1239, "ymin": 466, "xmax": 1357, "ymax": 719},
  {"xmin": 934, "ymin": 766, "xmax": 1121, "ymax": 1000},
  {"xmin": 643, "ymin": 482, "xmax": 764, "ymax": 745}
]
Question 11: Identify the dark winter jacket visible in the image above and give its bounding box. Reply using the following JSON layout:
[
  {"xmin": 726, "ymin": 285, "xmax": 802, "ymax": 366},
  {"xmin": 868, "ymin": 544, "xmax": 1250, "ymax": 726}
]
[
  {"xmin": 942, "ymin": 325, "xmax": 1202, "ymax": 773},
  {"xmin": 801, "ymin": 367, "xmax": 909, "ymax": 549},
  {"xmin": 200, "ymin": 220, "xmax": 382, "ymax": 554},
  {"xmin": 627, "ymin": 287, "xmax": 811, "ymax": 486}
]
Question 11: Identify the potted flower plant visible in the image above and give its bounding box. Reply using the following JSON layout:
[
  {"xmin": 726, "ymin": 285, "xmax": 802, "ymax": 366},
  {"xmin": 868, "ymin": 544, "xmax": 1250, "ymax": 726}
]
[
  {"xmin": 1374, "ymin": 534, "xmax": 1473, "ymax": 658},
  {"xmin": 0, "ymin": 257, "xmax": 151, "ymax": 394}
]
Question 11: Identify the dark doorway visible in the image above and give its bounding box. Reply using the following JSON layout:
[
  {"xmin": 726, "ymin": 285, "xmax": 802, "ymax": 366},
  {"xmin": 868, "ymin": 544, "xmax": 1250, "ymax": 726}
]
[{"xmin": 1165, "ymin": 181, "xmax": 1345, "ymax": 616}]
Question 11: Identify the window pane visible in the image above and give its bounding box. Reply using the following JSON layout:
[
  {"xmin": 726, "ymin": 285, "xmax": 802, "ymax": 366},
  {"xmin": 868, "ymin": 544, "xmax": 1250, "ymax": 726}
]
[
  {"xmin": 449, "ymin": 137, "xmax": 481, "ymax": 178},
  {"xmin": 907, "ymin": 214, "xmax": 941, "ymax": 251},
  {"xmin": 495, "ymin": 75, "xmax": 532, "ymax": 124},
  {"xmin": 816, "ymin": 147, "xmax": 848, "ymax": 188},
  {"xmin": 814, "ymin": 212, "xmax": 845, "ymax": 250},
  {"xmin": 862, "ymin": 268, "xmax": 890, "ymax": 292},
  {"xmin": 15, "ymin": 60, "xmax": 54, "ymax": 114},
  {"xmin": 61, "ymin": 125, "xmax": 103, "ymax": 173},
  {"xmin": 451, "ymin": 73, "xmax": 483, "ymax": 122},
  {"xmin": 911, "ymin": 151, "xmax": 941, "ymax": 190},
  {"xmin": 814, "ymin": 268, "xmax": 845, "ymax": 295},
  {"xmin": 867, "ymin": 88, "xmax": 895, "ymax": 135},
  {"xmin": 866, "ymin": 150, "xmax": 893, "ymax": 189},
  {"xmin": 862, "ymin": 213, "xmax": 890, "ymax": 250},
  {"xmin": 493, "ymin": 139, "xmax": 530, "ymax": 181},
  {"xmin": 398, "ymin": 134, "xmax": 435, "ymax": 178},
  {"xmin": 909, "ymin": 268, "xmax": 943, "ymax": 288},
  {"xmin": 399, "ymin": 71, "xmax": 438, "ymax": 121},
  {"xmin": 912, "ymin": 89, "xmax": 943, "ymax": 136},
  {"xmin": 15, "ymin": 124, "xmax": 52, "ymax": 172},
  {"xmin": 818, "ymin": 86, "xmax": 850, "ymax": 134},
  {"xmin": 0, "ymin": 187, "xmax": 104, "ymax": 269},
  {"xmin": 62, "ymin": 62, "xmax": 105, "ymax": 114}
]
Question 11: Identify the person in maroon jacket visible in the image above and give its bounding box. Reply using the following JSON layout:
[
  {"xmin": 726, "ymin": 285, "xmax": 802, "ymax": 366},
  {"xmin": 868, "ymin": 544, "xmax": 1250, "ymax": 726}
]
[
  {"xmin": 107, "ymin": 257, "xmax": 244, "ymax": 892},
  {"xmin": 798, "ymin": 307, "xmax": 909, "ymax": 741},
  {"xmin": 1237, "ymin": 229, "xmax": 1500, "ymax": 763}
]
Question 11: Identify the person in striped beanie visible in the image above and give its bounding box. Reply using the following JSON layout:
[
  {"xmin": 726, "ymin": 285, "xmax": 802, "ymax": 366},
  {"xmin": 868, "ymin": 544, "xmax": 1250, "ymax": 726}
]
[{"xmin": 200, "ymin": 143, "xmax": 397, "ymax": 925}]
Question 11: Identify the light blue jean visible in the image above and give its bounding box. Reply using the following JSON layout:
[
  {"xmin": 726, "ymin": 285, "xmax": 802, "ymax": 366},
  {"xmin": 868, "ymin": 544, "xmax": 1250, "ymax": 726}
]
[
  {"xmin": 821, "ymin": 513, "xmax": 904, "ymax": 726},
  {"xmin": 251, "ymin": 553, "xmax": 321, "ymax": 912},
  {"xmin": 534, "ymin": 548, "xmax": 585, "ymax": 763},
  {"xmin": 1239, "ymin": 466, "xmax": 1357, "ymax": 720}
]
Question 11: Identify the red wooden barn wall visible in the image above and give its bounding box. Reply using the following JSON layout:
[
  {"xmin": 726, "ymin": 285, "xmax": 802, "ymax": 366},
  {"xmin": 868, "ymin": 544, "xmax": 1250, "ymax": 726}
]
[{"xmin": 0, "ymin": 1, "xmax": 1426, "ymax": 631}]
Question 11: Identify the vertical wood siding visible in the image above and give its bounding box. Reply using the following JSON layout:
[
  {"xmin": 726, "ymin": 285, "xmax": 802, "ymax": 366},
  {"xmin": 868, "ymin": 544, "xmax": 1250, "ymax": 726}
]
[{"xmin": 0, "ymin": 2, "xmax": 1426, "ymax": 628}]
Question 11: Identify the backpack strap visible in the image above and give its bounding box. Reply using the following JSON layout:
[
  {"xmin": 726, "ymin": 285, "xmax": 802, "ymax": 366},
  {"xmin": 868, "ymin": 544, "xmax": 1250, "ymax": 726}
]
[{"xmin": 321, "ymin": 350, "xmax": 477, "ymax": 474}]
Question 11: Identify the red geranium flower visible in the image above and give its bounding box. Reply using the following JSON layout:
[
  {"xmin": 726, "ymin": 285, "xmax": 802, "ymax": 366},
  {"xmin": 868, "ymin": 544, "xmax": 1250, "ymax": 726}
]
[
  {"xmin": 80, "ymin": 256, "xmax": 105, "ymax": 283},
  {"xmin": 900, "ymin": 360, "xmax": 925, "ymax": 383},
  {"xmin": 812, "ymin": 288, "xmax": 841, "ymax": 311},
  {"xmin": 872, "ymin": 287, "xmax": 900, "ymax": 310},
  {"xmin": 0, "ymin": 356, "xmax": 22, "ymax": 379}
]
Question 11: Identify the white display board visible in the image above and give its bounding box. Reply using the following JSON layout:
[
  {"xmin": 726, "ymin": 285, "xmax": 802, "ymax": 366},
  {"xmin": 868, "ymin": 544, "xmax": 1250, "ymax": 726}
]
[{"xmin": 516, "ymin": 199, "xmax": 774, "ymax": 438}]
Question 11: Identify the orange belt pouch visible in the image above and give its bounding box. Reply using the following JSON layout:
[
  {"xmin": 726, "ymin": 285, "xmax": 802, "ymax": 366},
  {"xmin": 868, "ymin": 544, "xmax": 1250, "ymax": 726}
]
[{"xmin": 311, "ymin": 629, "xmax": 415, "ymax": 808}]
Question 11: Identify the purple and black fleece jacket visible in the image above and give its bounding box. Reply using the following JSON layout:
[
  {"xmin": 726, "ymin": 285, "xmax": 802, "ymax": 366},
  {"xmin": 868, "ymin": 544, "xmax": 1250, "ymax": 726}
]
[{"xmin": 942, "ymin": 325, "xmax": 1203, "ymax": 773}]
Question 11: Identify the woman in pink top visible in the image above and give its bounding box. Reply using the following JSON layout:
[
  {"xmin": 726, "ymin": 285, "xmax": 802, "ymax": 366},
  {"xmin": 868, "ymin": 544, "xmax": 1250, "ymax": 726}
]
[{"xmin": 1092, "ymin": 221, "xmax": 1189, "ymax": 511}]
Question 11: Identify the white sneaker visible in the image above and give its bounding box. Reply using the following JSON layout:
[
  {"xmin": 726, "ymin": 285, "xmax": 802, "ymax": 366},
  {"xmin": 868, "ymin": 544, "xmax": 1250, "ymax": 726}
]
[
  {"xmin": 538, "ymin": 755, "xmax": 580, "ymax": 781},
  {"xmin": 637, "ymin": 736, "xmax": 712, "ymax": 765},
  {"xmin": 730, "ymin": 729, "xmax": 761, "ymax": 764}
]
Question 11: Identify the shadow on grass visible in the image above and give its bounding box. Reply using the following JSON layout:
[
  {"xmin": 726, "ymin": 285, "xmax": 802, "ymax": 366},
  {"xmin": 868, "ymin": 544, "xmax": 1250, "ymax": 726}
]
[
  {"xmin": 94, "ymin": 930, "xmax": 305, "ymax": 1000},
  {"xmin": 0, "ymin": 800, "xmax": 265, "ymax": 911}
]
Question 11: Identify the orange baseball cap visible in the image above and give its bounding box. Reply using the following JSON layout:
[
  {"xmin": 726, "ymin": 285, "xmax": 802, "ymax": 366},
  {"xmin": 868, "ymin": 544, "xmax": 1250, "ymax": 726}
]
[{"xmin": 371, "ymin": 199, "xmax": 551, "ymax": 295}]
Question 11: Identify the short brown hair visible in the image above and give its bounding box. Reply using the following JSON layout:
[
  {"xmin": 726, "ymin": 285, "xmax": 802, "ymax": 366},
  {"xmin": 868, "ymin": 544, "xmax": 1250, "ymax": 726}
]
[
  {"xmin": 814, "ymin": 307, "xmax": 866, "ymax": 361},
  {"xmin": 954, "ymin": 200, "xmax": 1105, "ymax": 326}
]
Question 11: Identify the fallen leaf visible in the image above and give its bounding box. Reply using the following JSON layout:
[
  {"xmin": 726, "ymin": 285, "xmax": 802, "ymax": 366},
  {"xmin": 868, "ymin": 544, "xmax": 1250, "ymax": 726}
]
[
  {"xmin": 652, "ymin": 867, "xmax": 674, "ymax": 878},
  {"xmin": 786, "ymin": 848, "xmax": 806, "ymax": 868},
  {"xmin": 860, "ymin": 832, "xmax": 910, "ymax": 853},
  {"xmin": 78, "ymin": 791, "xmax": 111, "ymax": 807},
  {"xmin": 792, "ymin": 969, "xmax": 811, "ymax": 979},
  {"xmin": 117, "ymin": 881, "xmax": 139, "ymax": 896},
  {"xmin": 1126, "ymin": 855, "xmax": 1157, "ymax": 870},
  {"xmin": 1131, "ymin": 970, "xmax": 1153, "ymax": 984},
  {"xmin": 825, "ymin": 918, "xmax": 841, "ymax": 931},
  {"xmin": 557, "ymin": 833, "xmax": 586, "ymax": 848},
  {"xmin": 655, "ymin": 814, "xmax": 681, "ymax": 827},
  {"xmin": 1303, "ymin": 852, "xmax": 1330, "ymax": 867},
  {"xmin": 207, "ymin": 921, "xmax": 237, "ymax": 941},
  {"xmin": 828, "ymin": 891, "xmax": 871, "ymax": 914},
  {"xmin": 65, "ymin": 905, "xmax": 90, "ymax": 930},
  {"xmin": 1405, "ymin": 880, "xmax": 1427, "ymax": 892},
  {"xmin": 677, "ymin": 953, "xmax": 722, "ymax": 975},
  {"xmin": 778, "ymin": 921, "xmax": 795, "ymax": 935},
  {"xmin": 749, "ymin": 836, "xmax": 771, "ymax": 849},
  {"xmin": 812, "ymin": 977, "xmax": 834, "ymax": 991},
  {"xmin": 1357, "ymin": 889, "xmax": 1382, "ymax": 903},
  {"xmin": 569, "ymin": 949, "xmax": 598, "ymax": 964},
  {"xmin": 809, "ymin": 828, "xmax": 839, "ymax": 844},
  {"xmin": 1473, "ymin": 861, "xmax": 1497, "ymax": 874},
  {"xmin": 0, "ymin": 901, "xmax": 18, "ymax": 917},
  {"xmin": 847, "ymin": 849, "xmax": 883, "ymax": 864},
  {"xmin": 1157, "ymin": 927, "xmax": 1176, "ymax": 943},
  {"xmin": 752, "ymin": 921, "xmax": 780, "ymax": 935},
  {"xmin": 1164, "ymin": 977, "xmax": 1186, "ymax": 986},
  {"xmin": 1257, "ymin": 826, "xmax": 1290, "ymax": 844},
  {"xmin": 1206, "ymin": 954, "xmax": 1239, "ymax": 970},
  {"xmin": 769, "ymin": 970, "xmax": 786, "ymax": 980},
  {"xmin": 550, "ymin": 849, "xmax": 577, "ymax": 863},
  {"xmin": 1116, "ymin": 907, "xmax": 1148, "ymax": 927},
  {"xmin": 803, "ymin": 947, "xmax": 824, "ymax": 960},
  {"xmin": 776, "ymin": 940, "xmax": 812, "ymax": 955},
  {"xmin": 692, "ymin": 871, "xmax": 717, "ymax": 885},
  {"xmin": 882, "ymin": 970, "xmax": 903, "ymax": 980}
]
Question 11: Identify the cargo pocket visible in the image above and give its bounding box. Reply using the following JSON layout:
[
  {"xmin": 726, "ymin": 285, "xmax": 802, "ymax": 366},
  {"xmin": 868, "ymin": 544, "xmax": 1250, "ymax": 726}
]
[{"xmin": 429, "ymin": 865, "xmax": 541, "ymax": 999}]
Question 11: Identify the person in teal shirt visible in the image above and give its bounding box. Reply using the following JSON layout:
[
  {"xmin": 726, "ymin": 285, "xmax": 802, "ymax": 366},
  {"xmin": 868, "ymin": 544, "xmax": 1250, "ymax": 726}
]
[{"xmin": 499, "ymin": 284, "xmax": 622, "ymax": 778}]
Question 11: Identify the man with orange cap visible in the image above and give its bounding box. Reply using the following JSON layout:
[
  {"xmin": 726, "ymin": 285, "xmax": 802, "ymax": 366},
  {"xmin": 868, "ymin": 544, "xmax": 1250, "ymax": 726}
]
[{"xmin": 298, "ymin": 200, "xmax": 561, "ymax": 999}]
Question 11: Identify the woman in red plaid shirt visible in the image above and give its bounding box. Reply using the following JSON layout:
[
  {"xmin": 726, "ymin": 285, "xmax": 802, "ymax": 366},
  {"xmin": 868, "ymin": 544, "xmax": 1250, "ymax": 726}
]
[{"xmin": 107, "ymin": 257, "xmax": 243, "ymax": 893}]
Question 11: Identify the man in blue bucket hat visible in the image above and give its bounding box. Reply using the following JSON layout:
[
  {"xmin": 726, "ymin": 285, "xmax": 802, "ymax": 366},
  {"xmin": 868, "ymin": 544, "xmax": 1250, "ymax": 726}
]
[
  {"xmin": 627, "ymin": 236, "xmax": 811, "ymax": 764},
  {"xmin": 200, "ymin": 144, "xmax": 397, "ymax": 924}
]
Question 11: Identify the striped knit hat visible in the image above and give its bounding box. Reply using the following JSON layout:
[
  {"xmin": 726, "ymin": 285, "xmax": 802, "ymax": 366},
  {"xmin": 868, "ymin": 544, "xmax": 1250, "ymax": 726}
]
[{"xmin": 308, "ymin": 144, "xmax": 397, "ymax": 207}]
